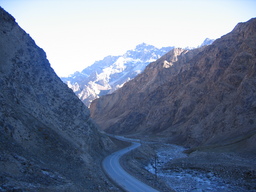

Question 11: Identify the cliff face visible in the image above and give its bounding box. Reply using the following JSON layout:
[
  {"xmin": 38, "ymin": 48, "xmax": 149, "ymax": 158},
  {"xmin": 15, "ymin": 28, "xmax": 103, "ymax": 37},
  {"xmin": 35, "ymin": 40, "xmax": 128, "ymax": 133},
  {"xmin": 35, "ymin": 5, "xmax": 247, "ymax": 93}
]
[
  {"xmin": 90, "ymin": 18, "xmax": 256, "ymax": 153},
  {"xmin": 0, "ymin": 7, "xmax": 116, "ymax": 191}
]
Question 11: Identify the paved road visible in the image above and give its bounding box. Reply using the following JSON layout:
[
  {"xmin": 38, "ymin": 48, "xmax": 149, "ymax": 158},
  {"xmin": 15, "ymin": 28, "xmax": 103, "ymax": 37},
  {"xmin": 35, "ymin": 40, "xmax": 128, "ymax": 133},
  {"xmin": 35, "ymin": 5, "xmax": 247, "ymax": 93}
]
[{"xmin": 102, "ymin": 136, "xmax": 159, "ymax": 192}]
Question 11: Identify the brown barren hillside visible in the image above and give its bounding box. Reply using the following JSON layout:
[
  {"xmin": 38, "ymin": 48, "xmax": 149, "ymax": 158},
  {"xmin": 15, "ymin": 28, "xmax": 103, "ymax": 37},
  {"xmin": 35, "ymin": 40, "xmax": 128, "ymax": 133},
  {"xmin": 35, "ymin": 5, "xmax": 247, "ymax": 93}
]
[{"xmin": 90, "ymin": 18, "xmax": 256, "ymax": 153}]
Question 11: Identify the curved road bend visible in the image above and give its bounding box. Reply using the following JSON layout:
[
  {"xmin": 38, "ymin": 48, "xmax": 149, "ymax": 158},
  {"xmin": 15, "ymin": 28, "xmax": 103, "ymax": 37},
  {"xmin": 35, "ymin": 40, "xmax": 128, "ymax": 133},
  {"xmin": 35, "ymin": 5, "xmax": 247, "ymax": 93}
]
[{"xmin": 102, "ymin": 136, "xmax": 159, "ymax": 192}]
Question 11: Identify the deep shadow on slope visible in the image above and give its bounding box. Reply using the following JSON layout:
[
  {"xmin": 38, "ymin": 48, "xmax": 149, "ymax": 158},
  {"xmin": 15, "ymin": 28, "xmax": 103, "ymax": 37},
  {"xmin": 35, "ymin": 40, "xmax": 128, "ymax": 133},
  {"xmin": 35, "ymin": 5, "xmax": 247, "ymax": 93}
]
[{"xmin": 0, "ymin": 7, "xmax": 121, "ymax": 191}]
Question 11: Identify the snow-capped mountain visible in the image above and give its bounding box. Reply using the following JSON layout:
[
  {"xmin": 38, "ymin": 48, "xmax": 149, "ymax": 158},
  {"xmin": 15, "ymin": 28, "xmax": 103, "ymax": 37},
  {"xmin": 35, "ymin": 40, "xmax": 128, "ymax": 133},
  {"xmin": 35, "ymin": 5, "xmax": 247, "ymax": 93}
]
[
  {"xmin": 62, "ymin": 43, "xmax": 175, "ymax": 106},
  {"xmin": 200, "ymin": 38, "xmax": 215, "ymax": 47},
  {"xmin": 62, "ymin": 39, "xmax": 214, "ymax": 106}
]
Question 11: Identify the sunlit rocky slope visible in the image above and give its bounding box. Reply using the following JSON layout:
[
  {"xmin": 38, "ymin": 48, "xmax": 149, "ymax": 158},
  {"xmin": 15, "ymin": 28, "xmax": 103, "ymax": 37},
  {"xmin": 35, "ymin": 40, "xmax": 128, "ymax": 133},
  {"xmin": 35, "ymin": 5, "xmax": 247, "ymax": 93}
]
[
  {"xmin": 62, "ymin": 43, "xmax": 174, "ymax": 106},
  {"xmin": 62, "ymin": 40, "xmax": 214, "ymax": 107},
  {"xmin": 0, "ymin": 7, "xmax": 117, "ymax": 191},
  {"xmin": 91, "ymin": 18, "xmax": 256, "ymax": 154}
]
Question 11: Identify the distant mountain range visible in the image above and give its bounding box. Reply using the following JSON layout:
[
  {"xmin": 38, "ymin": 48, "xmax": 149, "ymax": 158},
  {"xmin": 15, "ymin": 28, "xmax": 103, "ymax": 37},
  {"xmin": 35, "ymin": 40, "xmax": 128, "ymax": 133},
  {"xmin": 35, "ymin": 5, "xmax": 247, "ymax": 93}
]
[
  {"xmin": 62, "ymin": 40, "xmax": 214, "ymax": 106},
  {"xmin": 61, "ymin": 43, "xmax": 174, "ymax": 106},
  {"xmin": 90, "ymin": 18, "xmax": 256, "ymax": 154}
]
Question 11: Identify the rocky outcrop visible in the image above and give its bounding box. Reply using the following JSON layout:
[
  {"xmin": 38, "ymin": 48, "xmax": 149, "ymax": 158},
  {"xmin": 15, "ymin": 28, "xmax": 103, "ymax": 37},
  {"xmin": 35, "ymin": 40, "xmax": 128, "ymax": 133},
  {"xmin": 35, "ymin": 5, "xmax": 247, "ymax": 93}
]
[
  {"xmin": 0, "ymin": 7, "xmax": 117, "ymax": 191},
  {"xmin": 90, "ymin": 18, "xmax": 256, "ymax": 154}
]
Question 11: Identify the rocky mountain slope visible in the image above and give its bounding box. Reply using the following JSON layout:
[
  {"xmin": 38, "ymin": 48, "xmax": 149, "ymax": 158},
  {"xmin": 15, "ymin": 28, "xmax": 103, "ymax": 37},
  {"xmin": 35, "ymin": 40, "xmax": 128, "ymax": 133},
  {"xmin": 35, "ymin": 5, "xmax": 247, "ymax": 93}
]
[
  {"xmin": 62, "ymin": 43, "xmax": 174, "ymax": 106},
  {"xmin": 0, "ymin": 7, "xmax": 118, "ymax": 191},
  {"xmin": 90, "ymin": 18, "xmax": 256, "ymax": 154}
]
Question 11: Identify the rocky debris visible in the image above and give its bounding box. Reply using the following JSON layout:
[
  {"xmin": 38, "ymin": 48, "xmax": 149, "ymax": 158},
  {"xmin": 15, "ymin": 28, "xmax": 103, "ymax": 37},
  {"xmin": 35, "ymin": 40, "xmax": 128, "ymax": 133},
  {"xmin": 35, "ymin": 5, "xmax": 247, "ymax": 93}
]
[
  {"xmin": 90, "ymin": 18, "xmax": 256, "ymax": 155},
  {"xmin": 120, "ymin": 140, "xmax": 256, "ymax": 192},
  {"xmin": 0, "ymin": 7, "xmax": 119, "ymax": 191},
  {"xmin": 0, "ymin": 152, "xmax": 73, "ymax": 191},
  {"xmin": 119, "ymin": 141, "xmax": 175, "ymax": 192},
  {"xmin": 161, "ymin": 149, "xmax": 256, "ymax": 191}
]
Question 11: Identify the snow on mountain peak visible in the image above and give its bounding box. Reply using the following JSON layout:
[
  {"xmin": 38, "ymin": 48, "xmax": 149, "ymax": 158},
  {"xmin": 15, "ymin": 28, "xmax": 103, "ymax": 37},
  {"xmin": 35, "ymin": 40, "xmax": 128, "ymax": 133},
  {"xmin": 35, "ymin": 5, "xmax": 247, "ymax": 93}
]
[{"xmin": 61, "ymin": 43, "xmax": 175, "ymax": 106}]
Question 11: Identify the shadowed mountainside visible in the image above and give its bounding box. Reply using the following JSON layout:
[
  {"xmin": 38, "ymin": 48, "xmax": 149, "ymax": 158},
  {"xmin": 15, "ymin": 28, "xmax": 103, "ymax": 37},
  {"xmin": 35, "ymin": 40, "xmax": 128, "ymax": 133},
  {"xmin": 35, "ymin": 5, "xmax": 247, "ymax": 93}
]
[
  {"xmin": 0, "ymin": 7, "xmax": 118, "ymax": 191},
  {"xmin": 90, "ymin": 18, "xmax": 256, "ymax": 154}
]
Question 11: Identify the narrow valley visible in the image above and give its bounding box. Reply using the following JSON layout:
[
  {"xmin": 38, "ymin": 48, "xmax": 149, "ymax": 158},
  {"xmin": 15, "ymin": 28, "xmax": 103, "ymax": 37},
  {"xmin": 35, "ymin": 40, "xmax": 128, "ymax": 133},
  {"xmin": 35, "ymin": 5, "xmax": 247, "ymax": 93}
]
[{"xmin": 1, "ymin": 3, "xmax": 256, "ymax": 192}]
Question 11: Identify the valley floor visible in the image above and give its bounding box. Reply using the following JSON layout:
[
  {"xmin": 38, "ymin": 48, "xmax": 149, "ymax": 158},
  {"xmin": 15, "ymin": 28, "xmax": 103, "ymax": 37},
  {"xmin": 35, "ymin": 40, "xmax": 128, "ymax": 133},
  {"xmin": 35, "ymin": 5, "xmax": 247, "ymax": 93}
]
[{"xmin": 119, "ymin": 137, "xmax": 256, "ymax": 192}]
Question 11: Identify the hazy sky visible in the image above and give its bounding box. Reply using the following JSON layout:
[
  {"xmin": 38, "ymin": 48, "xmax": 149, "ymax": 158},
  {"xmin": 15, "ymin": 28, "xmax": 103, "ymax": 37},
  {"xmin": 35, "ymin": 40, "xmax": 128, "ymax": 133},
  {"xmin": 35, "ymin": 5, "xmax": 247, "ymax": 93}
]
[{"xmin": 1, "ymin": 0, "xmax": 256, "ymax": 77}]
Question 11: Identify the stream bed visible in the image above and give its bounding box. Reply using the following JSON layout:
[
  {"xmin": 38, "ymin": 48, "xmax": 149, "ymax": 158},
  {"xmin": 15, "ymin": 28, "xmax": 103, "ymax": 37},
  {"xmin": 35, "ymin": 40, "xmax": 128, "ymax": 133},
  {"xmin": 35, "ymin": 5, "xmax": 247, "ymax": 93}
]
[{"xmin": 145, "ymin": 144, "xmax": 251, "ymax": 192}]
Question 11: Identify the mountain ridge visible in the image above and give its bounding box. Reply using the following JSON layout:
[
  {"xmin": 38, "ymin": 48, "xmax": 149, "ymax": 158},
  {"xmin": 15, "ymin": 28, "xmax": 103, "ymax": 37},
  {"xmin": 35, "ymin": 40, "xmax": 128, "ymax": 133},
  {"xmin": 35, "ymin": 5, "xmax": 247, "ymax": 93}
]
[
  {"xmin": 0, "ymin": 7, "xmax": 119, "ymax": 191},
  {"xmin": 62, "ymin": 40, "xmax": 214, "ymax": 107},
  {"xmin": 62, "ymin": 43, "xmax": 175, "ymax": 106},
  {"xmin": 90, "ymin": 18, "xmax": 256, "ymax": 154}
]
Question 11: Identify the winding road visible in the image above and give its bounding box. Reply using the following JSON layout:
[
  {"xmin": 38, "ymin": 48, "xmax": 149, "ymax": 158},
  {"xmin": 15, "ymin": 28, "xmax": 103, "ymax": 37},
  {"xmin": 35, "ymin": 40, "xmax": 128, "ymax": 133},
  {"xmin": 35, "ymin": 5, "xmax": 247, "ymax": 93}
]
[{"xmin": 102, "ymin": 136, "xmax": 159, "ymax": 192}]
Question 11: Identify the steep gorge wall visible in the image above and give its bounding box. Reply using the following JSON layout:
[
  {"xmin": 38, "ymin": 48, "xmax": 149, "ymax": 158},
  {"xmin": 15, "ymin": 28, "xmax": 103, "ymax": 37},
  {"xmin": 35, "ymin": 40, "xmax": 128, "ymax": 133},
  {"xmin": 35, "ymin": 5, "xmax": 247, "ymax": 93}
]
[
  {"xmin": 0, "ymin": 7, "xmax": 116, "ymax": 191},
  {"xmin": 91, "ymin": 18, "xmax": 256, "ymax": 153}
]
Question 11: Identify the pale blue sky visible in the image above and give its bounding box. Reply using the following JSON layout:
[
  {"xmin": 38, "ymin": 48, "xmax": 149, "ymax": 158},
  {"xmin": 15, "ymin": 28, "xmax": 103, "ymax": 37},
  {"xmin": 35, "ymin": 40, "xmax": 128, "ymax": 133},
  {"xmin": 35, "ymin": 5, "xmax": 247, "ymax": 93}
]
[{"xmin": 1, "ymin": 0, "xmax": 255, "ymax": 77}]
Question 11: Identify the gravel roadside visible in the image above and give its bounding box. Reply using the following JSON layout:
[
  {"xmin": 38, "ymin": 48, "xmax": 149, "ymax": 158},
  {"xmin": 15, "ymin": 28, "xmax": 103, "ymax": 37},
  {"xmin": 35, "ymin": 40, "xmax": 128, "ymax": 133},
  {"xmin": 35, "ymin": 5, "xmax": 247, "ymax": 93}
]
[{"xmin": 119, "ymin": 139, "xmax": 256, "ymax": 192}]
